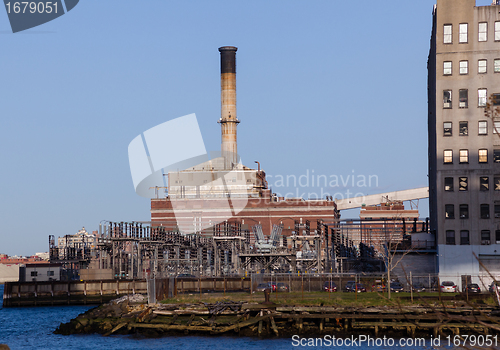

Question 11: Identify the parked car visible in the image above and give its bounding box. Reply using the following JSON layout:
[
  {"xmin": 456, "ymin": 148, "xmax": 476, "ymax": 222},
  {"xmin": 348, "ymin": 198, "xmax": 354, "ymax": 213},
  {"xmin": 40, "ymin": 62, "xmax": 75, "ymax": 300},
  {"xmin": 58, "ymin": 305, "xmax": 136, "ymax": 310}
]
[
  {"xmin": 344, "ymin": 281, "xmax": 356, "ymax": 292},
  {"xmin": 390, "ymin": 282, "xmax": 404, "ymax": 293},
  {"xmin": 489, "ymin": 281, "xmax": 500, "ymax": 293},
  {"xmin": 323, "ymin": 281, "xmax": 337, "ymax": 292},
  {"xmin": 465, "ymin": 283, "xmax": 481, "ymax": 293},
  {"xmin": 255, "ymin": 282, "xmax": 277, "ymax": 293},
  {"xmin": 354, "ymin": 283, "xmax": 367, "ymax": 292},
  {"xmin": 177, "ymin": 273, "xmax": 196, "ymax": 278},
  {"xmin": 346, "ymin": 282, "xmax": 366, "ymax": 292},
  {"xmin": 372, "ymin": 280, "xmax": 386, "ymax": 292},
  {"xmin": 440, "ymin": 281, "xmax": 457, "ymax": 293},
  {"xmin": 411, "ymin": 282, "xmax": 426, "ymax": 292},
  {"xmin": 255, "ymin": 283, "xmax": 271, "ymax": 293},
  {"xmin": 277, "ymin": 282, "xmax": 289, "ymax": 292}
]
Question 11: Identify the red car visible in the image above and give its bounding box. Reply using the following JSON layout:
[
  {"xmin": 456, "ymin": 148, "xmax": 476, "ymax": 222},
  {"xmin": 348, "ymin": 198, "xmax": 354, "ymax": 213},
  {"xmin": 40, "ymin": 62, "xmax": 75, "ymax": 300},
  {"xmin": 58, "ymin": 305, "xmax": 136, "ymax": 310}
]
[{"xmin": 323, "ymin": 281, "xmax": 337, "ymax": 292}]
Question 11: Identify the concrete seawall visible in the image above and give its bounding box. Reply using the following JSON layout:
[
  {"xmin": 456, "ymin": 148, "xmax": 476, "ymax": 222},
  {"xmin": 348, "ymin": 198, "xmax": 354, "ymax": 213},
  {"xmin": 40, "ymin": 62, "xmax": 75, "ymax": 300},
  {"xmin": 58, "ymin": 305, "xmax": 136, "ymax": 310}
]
[
  {"xmin": 2, "ymin": 277, "xmax": 252, "ymax": 307},
  {"xmin": 2, "ymin": 280, "xmax": 148, "ymax": 307}
]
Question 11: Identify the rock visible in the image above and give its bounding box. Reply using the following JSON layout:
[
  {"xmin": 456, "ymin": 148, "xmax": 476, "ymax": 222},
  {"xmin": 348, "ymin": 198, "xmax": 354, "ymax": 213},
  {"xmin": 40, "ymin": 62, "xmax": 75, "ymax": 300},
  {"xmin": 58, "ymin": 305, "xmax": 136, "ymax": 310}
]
[
  {"xmin": 101, "ymin": 320, "xmax": 113, "ymax": 332},
  {"xmin": 78, "ymin": 318, "xmax": 89, "ymax": 327},
  {"xmin": 112, "ymin": 294, "xmax": 146, "ymax": 304}
]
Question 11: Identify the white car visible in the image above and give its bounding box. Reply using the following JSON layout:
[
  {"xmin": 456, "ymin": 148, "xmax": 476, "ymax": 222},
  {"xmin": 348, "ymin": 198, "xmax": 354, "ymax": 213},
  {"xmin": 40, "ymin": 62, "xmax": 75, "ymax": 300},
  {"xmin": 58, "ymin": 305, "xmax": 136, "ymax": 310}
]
[
  {"xmin": 440, "ymin": 281, "xmax": 457, "ymax": 293},
  {"xmin": 489, "ymin": 281, "xmax": 500, "ymax": 293}
]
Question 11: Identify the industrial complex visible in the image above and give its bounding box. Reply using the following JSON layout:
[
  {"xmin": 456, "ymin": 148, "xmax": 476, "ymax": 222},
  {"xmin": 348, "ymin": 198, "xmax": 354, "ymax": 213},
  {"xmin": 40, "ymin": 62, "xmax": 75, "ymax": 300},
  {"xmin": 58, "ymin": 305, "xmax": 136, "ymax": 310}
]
[
  {"xmin": 7, "ymin": 1, "xmax": 500, "ymax": 295},
  {"xmin": 36, "ymin": 45, "xmax": 432, "ymax": 284}
]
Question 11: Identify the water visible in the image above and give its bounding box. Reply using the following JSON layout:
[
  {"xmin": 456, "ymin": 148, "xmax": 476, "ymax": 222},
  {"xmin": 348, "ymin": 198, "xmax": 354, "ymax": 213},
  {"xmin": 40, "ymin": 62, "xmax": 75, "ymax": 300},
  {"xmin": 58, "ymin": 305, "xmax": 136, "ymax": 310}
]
[{"xmin": 0, "ymin": 285, "xmax": 439, "ymax": 350}]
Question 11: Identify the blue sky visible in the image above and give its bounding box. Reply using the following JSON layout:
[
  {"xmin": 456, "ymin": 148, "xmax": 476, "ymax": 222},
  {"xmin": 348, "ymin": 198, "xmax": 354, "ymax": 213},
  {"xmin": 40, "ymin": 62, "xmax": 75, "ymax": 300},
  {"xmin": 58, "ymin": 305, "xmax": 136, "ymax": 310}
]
[{"xmin": 3, "ymin": 0, "xmax": 489, "ymax": 256}]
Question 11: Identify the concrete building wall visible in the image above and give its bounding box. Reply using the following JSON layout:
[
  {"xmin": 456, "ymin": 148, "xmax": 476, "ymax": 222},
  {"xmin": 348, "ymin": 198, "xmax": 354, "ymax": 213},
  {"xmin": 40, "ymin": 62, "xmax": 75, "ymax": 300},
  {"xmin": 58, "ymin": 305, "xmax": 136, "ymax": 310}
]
[
  {"xmin": 0, "ymin": 264, "xmax": 20, "ymax": 283},
  {"xmin": 430, "ymin": 0, "xmax": 500, "ymax": 277},
  {"xmin": 391, "ymin": 253, "xmax": 437, "ymax": 281},
  {"xmin": 23, "ymin": 264, "xmax": 61, "ymax": 282}
]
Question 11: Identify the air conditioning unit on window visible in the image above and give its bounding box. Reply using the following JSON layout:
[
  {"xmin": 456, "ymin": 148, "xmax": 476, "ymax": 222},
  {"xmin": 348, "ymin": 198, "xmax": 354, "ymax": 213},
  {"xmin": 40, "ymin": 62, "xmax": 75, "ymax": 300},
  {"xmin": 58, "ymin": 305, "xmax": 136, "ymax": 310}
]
[
  {"xmin": 495, "ymin": 213, "xmax": 500, "ymax": 218},
  {"xmin": 482, "ymin": 240, "xmax": 491, "ymax": 245}
]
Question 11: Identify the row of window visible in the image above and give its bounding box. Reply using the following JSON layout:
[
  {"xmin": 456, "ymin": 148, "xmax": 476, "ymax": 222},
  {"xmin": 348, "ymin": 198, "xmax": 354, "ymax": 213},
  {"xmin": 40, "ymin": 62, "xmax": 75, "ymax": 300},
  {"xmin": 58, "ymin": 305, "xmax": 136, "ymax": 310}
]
[
  {"xmin": 443, "ymin": 149, "xmax": 500, "ymax": 164},
  {"xmin": 445, "ymin": 229, "xmax": 499, "ymax": 245},
  {"xmin": 444, "ymin": 203, "xmax": 500, "ymax": 220},
  {"xmin": 443, "ymin": 22, "xmax": 500, "ymax": 44},
  {"xmin": 30, "ymin": 271, "xmax": 55, "ymax": 277},
  {"xmin": 443, "ymin": 120, "xmax": 498, "ymax": 136},
  {"xmin": 443, "ymin": 176, "xmax": 500, "ymax": 192},
  {"xmin": 443, "ymin": 59, "xmax": 500, "ymax": 75},
  {"xmin": 442, "ymin": 89, "xmax": 496, "ymax": 108}
]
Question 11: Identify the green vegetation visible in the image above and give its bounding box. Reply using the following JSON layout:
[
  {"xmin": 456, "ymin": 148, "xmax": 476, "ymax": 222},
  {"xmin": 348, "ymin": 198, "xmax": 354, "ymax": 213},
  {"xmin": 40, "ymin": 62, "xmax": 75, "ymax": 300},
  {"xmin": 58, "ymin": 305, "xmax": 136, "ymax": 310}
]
[{"xmin": 160, "ymin": 291, "xmax": 498, "ymax": 308}]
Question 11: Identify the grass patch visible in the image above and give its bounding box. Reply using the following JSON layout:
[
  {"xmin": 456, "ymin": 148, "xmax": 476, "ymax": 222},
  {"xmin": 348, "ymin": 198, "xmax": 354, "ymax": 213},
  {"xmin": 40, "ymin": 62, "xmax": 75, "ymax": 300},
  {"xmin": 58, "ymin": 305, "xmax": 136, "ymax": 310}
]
[{"xmin": 159, "ymin": 291, "xmax": 492, "ymax": 309}]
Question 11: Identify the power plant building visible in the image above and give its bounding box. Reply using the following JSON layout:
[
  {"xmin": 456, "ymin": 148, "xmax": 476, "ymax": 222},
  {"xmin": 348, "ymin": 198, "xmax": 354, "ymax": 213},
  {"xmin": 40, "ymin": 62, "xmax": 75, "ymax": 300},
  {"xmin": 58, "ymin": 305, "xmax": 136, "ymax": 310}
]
[{"xmin": 151, "ymin": 46, "xmax": 338, "ymax": 238}]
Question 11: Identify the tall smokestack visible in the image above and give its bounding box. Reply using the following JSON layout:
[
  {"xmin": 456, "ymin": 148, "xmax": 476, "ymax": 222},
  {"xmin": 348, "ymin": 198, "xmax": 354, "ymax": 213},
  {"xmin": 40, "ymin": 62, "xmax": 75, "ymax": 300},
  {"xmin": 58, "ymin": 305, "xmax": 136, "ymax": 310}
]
[{"xmin": 218, "ymin": 46, "xmax": 239, "ymax": 169}]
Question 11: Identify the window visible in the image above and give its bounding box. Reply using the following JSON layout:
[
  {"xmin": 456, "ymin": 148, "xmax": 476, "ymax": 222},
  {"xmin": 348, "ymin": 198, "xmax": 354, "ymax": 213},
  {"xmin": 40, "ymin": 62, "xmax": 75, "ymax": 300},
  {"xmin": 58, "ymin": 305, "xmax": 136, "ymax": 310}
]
[
  {"xmin": 459, "ymin": 60, "xmax": 468, "ymax": 74},
  {"xmin": 459, "ymin": 89, "xmax": 468, "ymax": 108},
  {"xmin": 444, "ymin": 61, "xmax": 452, "ymax": 75},
  {"xmin": 47, "ymin": 271, "xmax": 54, "ymax": 276},
  {"xmin": 494, "ymin": 121, "xmax": 500, "ymax": 134},
  {"xmin": 494, "ymin": 149, "xmax": 500, "ymax": 163},
  {"xmin": 459, "ymin": 23, "xmax": 468, "ymax": 43},
  {"xmin": 479, "ymin": 121, "xmax": 488, "ymax": 135},
  {"xmin": 444, "ymin": 149, "xmax": 453, "ymax": 163},
  {"xmin": 444, "ymin": 24, "xmax": 452, "ymax": 43},
  {"xmin": 459, "ymin": 177, "xmax": 468, "ymax": 191},
  {"xmin": 493, "ymin": 93, "xmax": 500, "ymax": 106},
  {"xmin": 480, "ymin": 176, "xmax": 489, "ymax": 190},
  {"xmin": 479, "ymin": 149, "xmax": 488, "ymax": 163},
  {"xmin": 497, "ymin": 230, "xmax": 500, "ymax": 244},
  {"xmin": 496, "ymin": 21, "xmax": 500, "ymax": 41},
  {"xmin": 444, "ymin": 90, "xmax": 452, "ymax": 108},
  {"xmin": 481, "ymin": 230, "xmax": 491, "ymax": 245},
  {"xmin": 479, "ymin": 22, "xmax": 488, "ymax": 42},
  {"xmin": 495, "ymin": 59, "xmax": 500, "ymax": 72},
  {"xmin": 460, "ymin": 204, "xmax": 469, "ymax": 219},
  {"xmin": 446, "ymin": 230, "xmax": 455, "ymax": 245},
  {"xmin": 481, "ymin": 204, "xmax": 490, "ymax": 219},
  {"xmin": 30, "ymin": 271, "xmax": 37, "ymax": 277},
  {"xmin": 478, "ymin": 59, "xmax": 487, "ymax": 73},
  {"xmin": 444, "ymin": 177, "xmax": 454, "ymax": 191},
  {"xmin": 479, "ymin": 89, "xmax": 487, "ymax": 107},
  {"xmin": 445, "ymin": 204, "xmax": 455, "ymax": 219},
  {"xmin": 496, "ymin": 204, "xmax": 500, "ymax": 218},
  {"xmin": 459, "ymin": 149, "xmax": 468, "ymax": 163},
  {"xmin": 444, "ymin": 122, "xmax": 452, "ymax": 136},
  {"xmin": 459, "ymin": 121, "xmax": 468, "ymax": 136},
  {"xmin": 460, "ymin": 230, "xmax": 470, "ymax": 245},
  {"xmin": 495, "ymin": 177, "xmax": 500, "ymax": 191}
]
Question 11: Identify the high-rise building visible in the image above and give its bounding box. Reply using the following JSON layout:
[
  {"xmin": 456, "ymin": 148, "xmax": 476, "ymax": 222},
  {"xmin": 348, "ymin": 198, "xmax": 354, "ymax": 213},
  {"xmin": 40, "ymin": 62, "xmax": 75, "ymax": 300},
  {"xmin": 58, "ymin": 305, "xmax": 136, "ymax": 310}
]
[{"xmin": 429, "ymin": 0, "xmax": 500, "ymax": 287}]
